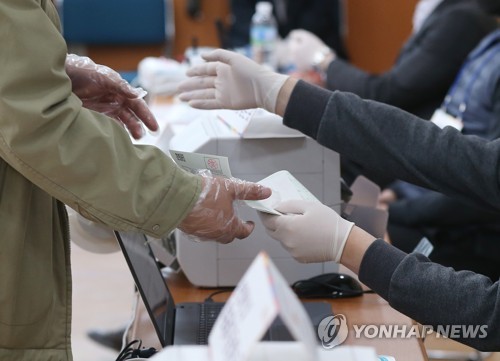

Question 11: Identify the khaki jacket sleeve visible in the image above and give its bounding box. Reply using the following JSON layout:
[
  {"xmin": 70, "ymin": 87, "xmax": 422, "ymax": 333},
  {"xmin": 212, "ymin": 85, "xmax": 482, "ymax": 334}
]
[{"xmin": 0, "ymin": 0, "xmax": 201, "ymax": 237}]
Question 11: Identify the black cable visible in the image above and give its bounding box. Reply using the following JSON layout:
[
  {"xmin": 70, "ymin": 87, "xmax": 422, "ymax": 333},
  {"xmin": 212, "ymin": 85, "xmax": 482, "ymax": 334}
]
[
  {"xmin": 204, "ymin": 288, "xmax": 234, "ymax": 302},
  {"xmin": 131, "ymin": 347, "xmax": 158, "ymax": 359},
  {"xmin": 115, "ymin": 339, "xmax": 158, "ymax": 360},
  {"xmin": 116, "ymin": 340, "xmax": 141, "ymax": 361}
]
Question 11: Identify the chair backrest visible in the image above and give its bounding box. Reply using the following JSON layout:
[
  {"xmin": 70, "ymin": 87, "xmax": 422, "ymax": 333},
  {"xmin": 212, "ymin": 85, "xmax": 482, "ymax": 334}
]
[
  {"xmin": 62, "ymin": 0, "xmax": 167, "ymax": 45},
  {"xmin": 61, "ymin": 0, "xmax": 172, "ymax": 80}
]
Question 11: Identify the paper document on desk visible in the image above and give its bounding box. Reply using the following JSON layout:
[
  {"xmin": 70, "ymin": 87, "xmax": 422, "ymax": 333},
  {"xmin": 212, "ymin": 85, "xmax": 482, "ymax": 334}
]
[{"xmin": 216, "ymin": 108, "xmax": 304, "ymax": 138}]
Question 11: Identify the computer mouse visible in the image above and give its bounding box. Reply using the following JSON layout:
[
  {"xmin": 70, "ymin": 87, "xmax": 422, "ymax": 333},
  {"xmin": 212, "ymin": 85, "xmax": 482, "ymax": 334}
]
[{"xmin": 292, "ymin": 273, "xmax": 364, "ymax": 299}]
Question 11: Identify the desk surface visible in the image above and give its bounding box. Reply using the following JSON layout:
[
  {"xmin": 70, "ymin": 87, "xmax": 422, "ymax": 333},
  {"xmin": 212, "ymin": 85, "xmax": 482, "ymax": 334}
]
[{"xmin": 166, "ymin": 271, "xmax": 428, "ymax": 361}]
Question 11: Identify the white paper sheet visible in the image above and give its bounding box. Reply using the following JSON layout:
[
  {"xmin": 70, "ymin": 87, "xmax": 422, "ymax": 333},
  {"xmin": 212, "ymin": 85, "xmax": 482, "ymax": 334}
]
[
  {"xmin": 245, "ymin": 170, "xmax": 320, "ymax": 215},
  {"xmin": 216, "ymin": 108, "xmax": 304, "ymax": 139}
]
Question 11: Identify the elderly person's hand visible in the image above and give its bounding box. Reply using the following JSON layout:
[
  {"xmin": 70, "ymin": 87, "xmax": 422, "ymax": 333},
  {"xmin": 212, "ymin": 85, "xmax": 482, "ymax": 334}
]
[
  {"xmin": 65, "ymin": 54, "xmax": 158, "ymax": 139},
  {"xmin": 179, "ymin": 171, "xmax": 272, "ymax": 243}
]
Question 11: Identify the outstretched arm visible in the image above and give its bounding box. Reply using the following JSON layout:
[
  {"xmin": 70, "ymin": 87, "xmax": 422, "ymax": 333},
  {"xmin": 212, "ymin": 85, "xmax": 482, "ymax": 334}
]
[
  {"xmin": 260, "ymin": 201, "xmax": 500, "ymax": 351},
  {"xmin": 281, "ymin": 79, "xmax": 500, "ymax": 212},
  {"xmin": 0, "ymin": 4, "xmax": 270, "ymax": 243},
  {"xmin": 179, "ymin": 49, "xmax": 500, "ymax": 211}
]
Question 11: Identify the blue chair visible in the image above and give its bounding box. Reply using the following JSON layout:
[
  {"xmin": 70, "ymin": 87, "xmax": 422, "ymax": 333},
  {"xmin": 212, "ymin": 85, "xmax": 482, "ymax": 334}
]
[{"xmin": 61, "ymin": 0, "xmax": 173, "ymax": 83}]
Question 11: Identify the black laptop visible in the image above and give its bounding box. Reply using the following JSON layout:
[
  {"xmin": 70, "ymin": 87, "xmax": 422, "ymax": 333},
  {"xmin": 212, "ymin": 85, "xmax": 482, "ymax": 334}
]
[{"xmin": 114, "ymin": 230, "xmax": 333, "ymax": 347}]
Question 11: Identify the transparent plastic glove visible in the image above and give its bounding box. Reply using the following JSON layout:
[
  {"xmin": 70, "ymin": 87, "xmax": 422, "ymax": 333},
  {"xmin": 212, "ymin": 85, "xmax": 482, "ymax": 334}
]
[
  {"xmin": 178, "ymin": 170, "xmax": 272, "ymax": 244},
  {"xmin": 65, "ymin": 54, "xmax": 159, "ymax": 139},
  {"xmin": 259, "ymin": 200, "xmax": 354, "ymax": 263},
  {"xmin": 286, "ymin": 29, "xmax": 334, "ymax": 72},
  {"xmin": 177, "ymin": 49, "xmax": 289, "ymax": 113}
]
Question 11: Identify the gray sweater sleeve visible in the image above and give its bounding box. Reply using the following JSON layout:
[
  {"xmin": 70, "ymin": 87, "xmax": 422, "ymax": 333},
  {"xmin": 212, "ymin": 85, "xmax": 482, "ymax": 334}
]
[
  {"xmin": 359, "ymin": 240, "xmax": 500, "ymax": 351},
  {"xmin": 282, "ymin": 81, "xmax": 500, "ymax": 351},
  {"xmin": 283, "ymin": 81, "xmax": 500, "ymax": 212},
  {"xmin": 388, "ymin": 191, "xmax": 500, "ymax": 227}
]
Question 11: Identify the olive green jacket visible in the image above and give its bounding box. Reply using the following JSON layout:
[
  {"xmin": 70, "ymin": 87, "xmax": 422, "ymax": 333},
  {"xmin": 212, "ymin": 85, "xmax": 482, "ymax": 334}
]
[{"xmin": 0, "ymin": 1, "xmax": 201, "ymax": 360}]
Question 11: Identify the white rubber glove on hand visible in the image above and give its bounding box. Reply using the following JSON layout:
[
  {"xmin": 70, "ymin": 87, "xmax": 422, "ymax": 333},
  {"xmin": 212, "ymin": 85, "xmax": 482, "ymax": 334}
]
[
  {"xmin": 287, "ymin": 29, "xmax": 334, "ymax": 72},
  {"xmin": 177, "ymin": 49, "xmax": 289, "ymax": 113},
  {"xmin": 259, "ymin": 200, "xmax": 354, "ymax": 263}
]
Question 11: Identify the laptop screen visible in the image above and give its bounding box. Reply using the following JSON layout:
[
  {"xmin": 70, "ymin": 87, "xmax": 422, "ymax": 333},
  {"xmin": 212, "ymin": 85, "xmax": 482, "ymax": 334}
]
[{"xmin": 114, "ymin": 231, "xmax": 175, "ymax": 346}]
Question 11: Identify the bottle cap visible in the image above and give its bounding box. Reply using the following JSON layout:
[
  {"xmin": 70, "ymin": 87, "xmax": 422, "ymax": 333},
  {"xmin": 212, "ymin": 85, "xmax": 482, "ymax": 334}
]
[{"xmin": 256, "ymin": 1, "xmax": 273, "ymax": 15}]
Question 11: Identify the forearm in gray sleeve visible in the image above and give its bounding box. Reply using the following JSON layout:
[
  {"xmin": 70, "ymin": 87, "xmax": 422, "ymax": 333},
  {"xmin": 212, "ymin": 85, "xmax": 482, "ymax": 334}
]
[
  {"xmin": 359, "ymin": 240, "xmax": 500, "ymax": 351},
  {"xmin": 283, "ymin": 81, "xmax": 500, "ymax": 212}
]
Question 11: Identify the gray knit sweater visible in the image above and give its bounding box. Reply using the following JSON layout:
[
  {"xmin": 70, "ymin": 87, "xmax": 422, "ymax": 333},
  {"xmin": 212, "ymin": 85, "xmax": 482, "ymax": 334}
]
[{"xmin": 283, "ymin": 80, "xmax": 500, "ymax": 351}]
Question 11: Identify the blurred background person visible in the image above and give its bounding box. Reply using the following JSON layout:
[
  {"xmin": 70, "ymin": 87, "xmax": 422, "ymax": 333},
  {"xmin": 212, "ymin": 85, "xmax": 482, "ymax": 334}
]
[
  {"xmin": 286, "ymin": 0, "xmax": 498, "ymax": 188},
  {"xmin": 287, "ymin": 0, "xmax": 496, "ymax": 120},
  {"xmin": 378, "ymin": 21, "xmax": 500, "ymax": 280},
  {"xmin": 228, "ymin": 0, "xmax": 349, "ymax": 59}
]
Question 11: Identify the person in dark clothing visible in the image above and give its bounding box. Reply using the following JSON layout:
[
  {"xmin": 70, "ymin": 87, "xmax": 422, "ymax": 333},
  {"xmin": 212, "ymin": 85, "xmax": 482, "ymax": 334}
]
[
  {"xmin": 288, "ymin": 0, "xmax": 498, "ymax": 188},
  {"xmin": 178, "ymin": 47, "xmax": 500, "ymax": 351},
  {"xmin": 228, "ymin": 0, "xmax": 348, "ymax": 59},
  {"xmin": 377, "ymin": 25, "xmax": 500, "ymax": 279},
  {"xmin": 287, "ymin": 0, "xmax": 496, "ymax": 119},
  {"xmin": 384, "ymin": 25, "xmax": 500, "ymax": 198}
]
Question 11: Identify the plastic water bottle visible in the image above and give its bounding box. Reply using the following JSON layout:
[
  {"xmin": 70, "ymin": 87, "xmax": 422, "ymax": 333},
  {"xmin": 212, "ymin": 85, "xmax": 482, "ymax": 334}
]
[{"xmin": 250, "ymin": 2, "xmax": 278, "ymax": 69}]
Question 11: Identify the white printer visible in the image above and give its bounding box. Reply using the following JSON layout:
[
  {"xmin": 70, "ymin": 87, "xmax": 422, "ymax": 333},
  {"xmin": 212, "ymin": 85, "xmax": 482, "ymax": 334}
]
[{"xmin": 167, "ymin": 109, "xmax": 342, "ymax": 287}]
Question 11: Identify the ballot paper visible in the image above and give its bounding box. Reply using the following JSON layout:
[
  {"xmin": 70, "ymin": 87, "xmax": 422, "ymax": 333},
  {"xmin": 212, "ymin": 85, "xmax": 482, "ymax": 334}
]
[
  {"xmin": 245, "ymin": 170, "xmax": 321, "ymax": 215},
  {"xmin": 216, "ymin": 108, "xmax": 304, "ymax": 138},
  {"xmin": 216, "ymin": 108, "xmax": 255, "ymax": 136},
  {"xmin": 169, "ymin": 150, "xmax": 232, "ymax": 177},
  {"xmin": 169, "ymin": 150, "xmax": 319, "ymax": 215}
]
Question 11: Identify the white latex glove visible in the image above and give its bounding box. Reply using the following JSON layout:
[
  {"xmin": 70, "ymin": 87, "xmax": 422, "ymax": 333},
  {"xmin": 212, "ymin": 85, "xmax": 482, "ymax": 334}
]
[
  {"xmin": 177, "ymin": 49, "xmax": 289, "ymax": 113},
  {"xmin": 259, "ymin": 200, "xmax": 354, "ymax": 263},
  {"xmin": 287, "ymin": 29, "xmax": 335, "ymax": 72}
]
